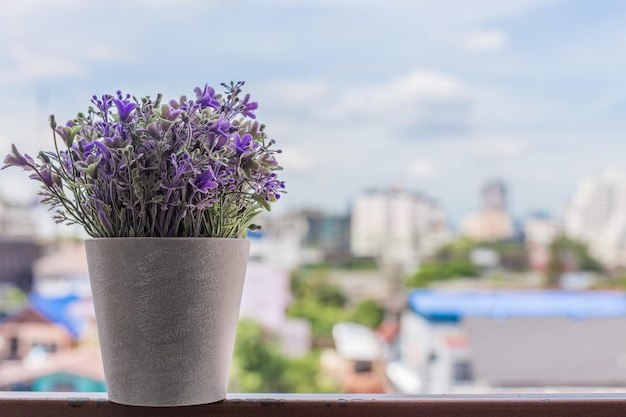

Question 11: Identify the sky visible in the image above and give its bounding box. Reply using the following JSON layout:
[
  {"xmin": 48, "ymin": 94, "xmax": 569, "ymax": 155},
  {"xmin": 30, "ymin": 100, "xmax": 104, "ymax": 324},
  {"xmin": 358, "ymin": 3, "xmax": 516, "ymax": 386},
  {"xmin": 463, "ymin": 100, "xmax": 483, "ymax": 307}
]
[{"xmin": 1, "ymin": 0, "xmax": 625, "ymax": 227}]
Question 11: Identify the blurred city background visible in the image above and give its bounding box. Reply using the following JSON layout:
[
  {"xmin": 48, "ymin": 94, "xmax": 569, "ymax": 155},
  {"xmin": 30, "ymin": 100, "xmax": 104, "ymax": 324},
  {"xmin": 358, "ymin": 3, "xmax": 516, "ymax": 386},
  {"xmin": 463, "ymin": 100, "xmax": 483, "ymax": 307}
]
[{"xmin": 1, "ymin": 0, "xmax": 626, "ymax": 395}]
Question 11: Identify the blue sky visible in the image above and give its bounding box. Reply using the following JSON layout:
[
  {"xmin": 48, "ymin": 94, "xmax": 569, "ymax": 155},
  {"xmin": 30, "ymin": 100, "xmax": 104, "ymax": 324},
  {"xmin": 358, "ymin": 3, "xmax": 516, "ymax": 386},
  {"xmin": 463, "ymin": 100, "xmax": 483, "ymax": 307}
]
[{"xmin": 1, "ymin": 0, "xmax": 625, "ymax": 226}]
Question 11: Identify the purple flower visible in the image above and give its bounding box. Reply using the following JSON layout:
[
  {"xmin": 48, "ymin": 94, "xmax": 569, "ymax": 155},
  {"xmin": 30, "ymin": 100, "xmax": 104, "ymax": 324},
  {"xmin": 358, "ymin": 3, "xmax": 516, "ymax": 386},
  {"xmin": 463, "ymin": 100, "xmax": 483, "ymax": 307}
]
[
  {"xmin": 202, "ymin": 115, "xmax": 231, "ymax": 150},
  {"xmin": 29, "ymin": 166, "xmax": 59, "ymax": 187},
  {"xmin": 194, "ymin": 85, "xmax": 220, "ymax": 109},
  {"xmin": 234, "ymin": 133, "xmax": 252, "ymax": 154},
  {"xmin": 158, "ymin": 104, "xmax": 182, "ymax": 122},
  {"xmin": 212, "ymin": 115, "xmax": 231, "ymax": 137},
  {"xmin": 260, "ymin": 152, "xmax": 279, "ymax": 168},
  {"xmin": 146, "ymin": 122, "xmax": 162, "ymax": 139},
  {"xmin": 2, "ymin": 82, "xmax": 285, "ymax": 238},
  {"xmin": 92, "ymin": 94, "xmax": 114, "ymax": 115},
  {"xmin": 240, "ymin": 94, "xmax": 258, "ymax": 119},
  {"xmin": 113, "ymin": 99, "xmax": 137, "ymax": 123},
  {"xmin": 170, "ymin": 153, "xmax": 193, "ymax": 176},
  {"xmin": 2, "ymin": 144, "xmax": 35, "ymax": 170},
  {"xmin": 76, "ymin": 154, "xmax": 102, "ymax": 179},
  {"xmin": 191, "ymin": 167, "xmax": 218, "ymax": 194},
  {"xmin": 103, "ymin": 136, "xmax": 130, "ymax": 148},
  {"xmin": 93, "ymin": 140, "xmax": 112, "ymax": 159},
  {"xmin": 56, "ymin": 125, "xmax": 81, "ymax": 147}
]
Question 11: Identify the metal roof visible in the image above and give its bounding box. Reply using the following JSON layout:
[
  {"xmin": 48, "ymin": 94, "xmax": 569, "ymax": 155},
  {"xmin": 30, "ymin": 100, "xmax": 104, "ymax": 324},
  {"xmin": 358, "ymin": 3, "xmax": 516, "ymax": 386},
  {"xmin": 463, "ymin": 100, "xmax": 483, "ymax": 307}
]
[
  {"xmin": 408, "ymin": 289, "xmax": 626, "ymax": 322},
  {"xmin": 29, "ymin": 294, "xmax": 90, "ymax": 339}
]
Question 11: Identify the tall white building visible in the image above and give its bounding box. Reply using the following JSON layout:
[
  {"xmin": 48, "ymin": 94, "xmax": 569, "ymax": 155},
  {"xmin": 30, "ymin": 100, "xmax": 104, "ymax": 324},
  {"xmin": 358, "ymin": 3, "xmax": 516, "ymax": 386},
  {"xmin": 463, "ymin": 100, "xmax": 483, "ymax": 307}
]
[
  {"xmin": 562, "ymin": 170, "xmax": 626, "ymax": 268},
  {"xmin": 350, "ymin": 188, "xmax": 450, "ymax": 267}
]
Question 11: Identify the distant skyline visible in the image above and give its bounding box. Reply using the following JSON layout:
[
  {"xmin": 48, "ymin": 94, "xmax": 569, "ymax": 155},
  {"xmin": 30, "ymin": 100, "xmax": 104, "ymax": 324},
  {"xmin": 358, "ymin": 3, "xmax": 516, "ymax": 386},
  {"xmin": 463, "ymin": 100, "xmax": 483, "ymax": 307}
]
[{"xmin": 1, "ymin": 0, "xmax": 625, "ymax": 226}]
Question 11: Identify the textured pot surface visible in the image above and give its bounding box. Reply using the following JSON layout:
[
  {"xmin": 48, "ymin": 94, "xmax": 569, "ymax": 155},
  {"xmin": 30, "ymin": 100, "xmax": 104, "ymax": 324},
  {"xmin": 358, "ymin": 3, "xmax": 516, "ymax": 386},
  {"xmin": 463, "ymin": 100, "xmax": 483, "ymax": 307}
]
[{"xmin": 85, "ymin": 237, "xmax": 250, "ymax": 407}]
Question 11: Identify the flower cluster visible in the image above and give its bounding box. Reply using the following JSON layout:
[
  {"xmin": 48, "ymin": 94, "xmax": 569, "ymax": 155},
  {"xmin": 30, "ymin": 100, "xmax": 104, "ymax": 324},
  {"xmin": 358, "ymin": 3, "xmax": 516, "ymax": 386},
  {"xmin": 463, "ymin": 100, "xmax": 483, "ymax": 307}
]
[{"xmin": 3, "ymin": 82, "xmax": 285, "ymax": 238}]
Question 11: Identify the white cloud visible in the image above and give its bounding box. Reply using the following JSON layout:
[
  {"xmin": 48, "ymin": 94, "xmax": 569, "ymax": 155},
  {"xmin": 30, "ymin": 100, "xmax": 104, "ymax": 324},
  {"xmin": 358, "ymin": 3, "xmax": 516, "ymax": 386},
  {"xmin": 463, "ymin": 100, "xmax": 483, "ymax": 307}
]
[
  {"xmin": 262, "ymin": 79, "xmax": 331, "ymax": 108},
  {"xmin": 278, "ymin": 147, "xmax": 317, "ymax": 171},
  {"xmin": 340, "ymin": 70, "xmax": 467, "ymax": 115},
  {"xmin": 265, "ymin": 70, "xmax": 467, "ymax": 117},
  {"xmin": 409, "ymin": 159, "xmax": 438, "ymax": 178},
  {"xmin": 0, "ymin": 46, "xmax": 86, "ymax": 83},
  {"xmin": 309, "ymin": 70, "xmax": 470, "ymax": 133},
  {"xmin": 472, "ymin": 137, "xmax": 528, "ymax": 158},
  {"xmin": 0, "ymin": 1, "xmax": 131, "ymax": 84},
  {"xmin": 390, "ymin": 70, "xmax": 467, "ymax": 100},
  {"xmin": 0, "ymin": 0, "xmax": 81, "ymax": 15},
  {"xmin": 0, "ymin": 41, "xmax": 131, "ymax": 84},
  {"xmin": 258, "ymin": 70, "xmax": 472, "ymax": 146},
  {"xmin": 86, "ymin": 45, "xmax": 132, "ymax": 62},
  {"xmin": 0, "ymin": 0, "xmax": 83, "ymax": 41},
  {"xmin": 400, "ymin": 0, "xmax": 563, "ymax": 27},
  {"xmin": 460, "ymin": 29, "xmax": 508, "ymax": 52}
]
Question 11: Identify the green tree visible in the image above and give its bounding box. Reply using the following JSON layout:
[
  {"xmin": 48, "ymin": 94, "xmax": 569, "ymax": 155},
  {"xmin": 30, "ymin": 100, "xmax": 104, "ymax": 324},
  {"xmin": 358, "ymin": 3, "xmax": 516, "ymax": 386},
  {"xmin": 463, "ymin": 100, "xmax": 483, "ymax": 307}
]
[
  {"xmin": 405, "ymin": 260, "xmax": 478, "ymax": 288},
  {"xmin": 433, "ymin": 237, "xmax": 477, "ymax": 262},
  {"xmin": 444, "ymin": 260, "xmax": 479, "ymax": 277},
  {"xmin": 350, "ymin": 298, "xmax": 384, "ymax": 329},
  {"xmin": 290, "ymin": 265, "xmax": 344, "ymax": 306},
  {"xmin": 485, "ymin": 241, "xmax": 529, "ymax": 271},
  {"xmin": 436, "ymin": 238, "xmax": 529, "ymax": 270},
  {"xmin": 288, "ymin": 266, "xmax": 350, "ymax": 341},
  {"xmin": 230, "ymin": 320, "xmax": 339, "ymax": 393},
  {"xmin": 231, "ymin": 320, "xmax": 285, "ymax": 392},
  {"xmin": 545, "ymin": 236, "xmax": 604, "ymax": 286},
  {"xmin": 287, "ymin": 296, "xmax": 350, "ymax": 339}
]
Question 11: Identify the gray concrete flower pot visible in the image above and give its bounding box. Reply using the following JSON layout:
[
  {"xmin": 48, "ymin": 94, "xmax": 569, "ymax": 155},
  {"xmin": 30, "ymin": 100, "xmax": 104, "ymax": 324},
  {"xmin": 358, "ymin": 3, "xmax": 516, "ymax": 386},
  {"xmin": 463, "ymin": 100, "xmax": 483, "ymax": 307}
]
[{"xmin": 84, "ymin": 237, "xmax": 250, "ymax": 407}]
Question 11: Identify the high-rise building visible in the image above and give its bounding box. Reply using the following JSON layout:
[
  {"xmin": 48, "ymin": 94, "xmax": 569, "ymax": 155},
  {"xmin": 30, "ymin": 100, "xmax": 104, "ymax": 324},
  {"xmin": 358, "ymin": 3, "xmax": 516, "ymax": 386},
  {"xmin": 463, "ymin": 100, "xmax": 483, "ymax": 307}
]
[
  {"xmin": 461, "ymin": 180, "xmax": 514, "ymax": 242},
  {"xmin": 300, "ymin": 210, "xmax": 351, "ymax": 256},
  {"xmin": 562, "ymin": 170, "xmax": 626, "ymax": 268},
  {"xmin": 481, "ymin": 181, "xmax": 507, "ymax": 212},
  {"xmin": 350, "ymin": 187, "xmax": 450, "ymax": 267}
]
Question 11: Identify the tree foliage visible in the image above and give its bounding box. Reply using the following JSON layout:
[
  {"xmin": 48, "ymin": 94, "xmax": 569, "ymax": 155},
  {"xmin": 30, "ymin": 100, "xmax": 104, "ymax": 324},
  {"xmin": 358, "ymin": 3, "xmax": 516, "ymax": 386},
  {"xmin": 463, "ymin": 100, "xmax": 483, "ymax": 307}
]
[
  {"xmin": 350, "ymin": 298, "xmax": 384, "ymax": 329},
  {"xmin": 230, "ymin": 320, "xmax": 339, "ymax": 393},
  {"xmin": 406, "ymin": 236, "xmax": 535, "ymax": 288},
  {"xmin": 434, "ymin": 237, "xmax": 529, "ymax": 271},
  {"xmin": 545, "ymin": 236, "xmax": 604, "ymax": 286},
  {"xmin": 288, "ymin": 266, "xmax": 385, "ymax": 340},
  {"xmin": 405, "ymin": 260, "xmax": 478, "ymax": 288},
  {"xmin": 288, "ymin": 267, "xmax": 350, "ymax": 339}
]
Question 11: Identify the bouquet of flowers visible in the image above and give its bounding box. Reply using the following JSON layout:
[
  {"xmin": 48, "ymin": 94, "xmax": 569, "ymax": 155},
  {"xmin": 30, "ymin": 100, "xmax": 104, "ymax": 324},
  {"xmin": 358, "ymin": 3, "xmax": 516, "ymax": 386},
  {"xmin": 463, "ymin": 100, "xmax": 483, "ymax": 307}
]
[{"xmin": 3, "ymin": 81, "xmax": 284, "ymax": 238}]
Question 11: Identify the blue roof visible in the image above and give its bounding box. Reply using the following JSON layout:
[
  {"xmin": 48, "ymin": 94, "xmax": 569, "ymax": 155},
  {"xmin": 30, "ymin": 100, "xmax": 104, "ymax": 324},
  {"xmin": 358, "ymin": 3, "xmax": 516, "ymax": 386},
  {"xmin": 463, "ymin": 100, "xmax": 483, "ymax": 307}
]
[
  {"xmin": 408, "ymin": 289, "xmax": 626, "ymax": 322},
  {"xmin": 29, "ymin": 294, "xmax": 87, "ymax": 339},
  {"xmin": 247, "ymin": 230, "xmax": 264, "ymax": 240}
]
